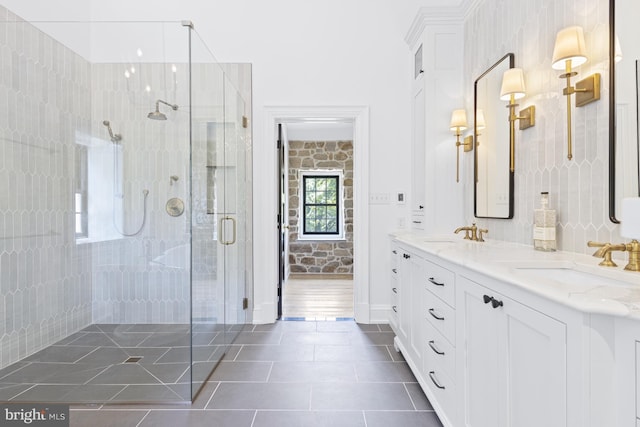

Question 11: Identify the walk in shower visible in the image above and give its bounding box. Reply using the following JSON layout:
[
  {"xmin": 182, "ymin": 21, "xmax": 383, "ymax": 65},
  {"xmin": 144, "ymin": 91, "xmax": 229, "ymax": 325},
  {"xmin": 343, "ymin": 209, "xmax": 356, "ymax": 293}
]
[{"xmin": 0, "ymin": 8, "xmax": 252, "ymax": 404}]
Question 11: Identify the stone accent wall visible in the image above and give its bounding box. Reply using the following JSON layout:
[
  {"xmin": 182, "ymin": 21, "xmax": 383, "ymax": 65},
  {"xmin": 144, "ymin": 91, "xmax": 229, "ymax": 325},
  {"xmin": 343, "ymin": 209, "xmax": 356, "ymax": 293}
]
[{"xmin": 288, "ymin": 141, "xmax": 354, "ymax": 274}]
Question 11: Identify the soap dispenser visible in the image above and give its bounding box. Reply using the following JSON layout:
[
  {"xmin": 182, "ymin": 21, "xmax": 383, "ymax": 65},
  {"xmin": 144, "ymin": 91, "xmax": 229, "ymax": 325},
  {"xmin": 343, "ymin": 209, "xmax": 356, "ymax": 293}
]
[{"xmin": 533, "ymin": 192, "xmax": 557, "ymax": 251}]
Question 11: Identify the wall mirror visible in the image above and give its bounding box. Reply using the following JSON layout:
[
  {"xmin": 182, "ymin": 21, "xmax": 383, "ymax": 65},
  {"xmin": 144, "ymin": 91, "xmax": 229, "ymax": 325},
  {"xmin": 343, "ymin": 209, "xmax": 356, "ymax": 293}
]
[
  {"xmin": 610, "ymin": 0, "xmax": 640, "ymax": 223},
  {"xmin": 474, "ymin": 53, "xmax": 515, "ymax": 219}
]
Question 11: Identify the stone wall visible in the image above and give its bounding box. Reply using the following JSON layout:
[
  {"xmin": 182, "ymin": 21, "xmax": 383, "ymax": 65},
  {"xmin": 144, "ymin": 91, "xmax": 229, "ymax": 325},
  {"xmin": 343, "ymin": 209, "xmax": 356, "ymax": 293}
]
[{"xmin": 288, "ymin": 141, "xmax": 353, "ymax": 274}]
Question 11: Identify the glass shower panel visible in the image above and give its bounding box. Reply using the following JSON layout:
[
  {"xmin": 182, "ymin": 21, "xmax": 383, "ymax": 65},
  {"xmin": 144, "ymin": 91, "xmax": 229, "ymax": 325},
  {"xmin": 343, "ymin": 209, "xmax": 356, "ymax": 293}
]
[
  {"xmin": 80, "ymin": 22, "xmax": 193, "ymax": 403},
  {"xmin": 0, "ymin": 17, "xmax": 194, "ymax": 404},
  {"xmin": 188, "ymin": 29, "xmax": 228, "ymax": 398}
]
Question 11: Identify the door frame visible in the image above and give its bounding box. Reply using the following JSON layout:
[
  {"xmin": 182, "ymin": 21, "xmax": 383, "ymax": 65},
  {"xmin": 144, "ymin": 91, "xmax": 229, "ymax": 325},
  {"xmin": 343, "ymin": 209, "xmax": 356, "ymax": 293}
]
[{"xmin": 263, "ymin": 106, "xmax": 370, "ymax": 323}]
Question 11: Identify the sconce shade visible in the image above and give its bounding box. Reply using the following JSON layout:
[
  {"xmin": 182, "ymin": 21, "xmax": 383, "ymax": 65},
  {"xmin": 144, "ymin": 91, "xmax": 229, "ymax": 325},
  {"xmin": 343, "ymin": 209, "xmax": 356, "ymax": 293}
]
[
  {"xmin": 551, "ymin": 26, "xmax": 587, "ymax": 70},
  {"xmin": 500, "ymin": 68, "xmax": 526, "ymax": 101},
  {"xmin": 476, "ymin": 109, "xmax": 486, "ymax": 130},
  {"xmin": 450, "ymin": 109, "xmax": 468, "ymax": 131}
]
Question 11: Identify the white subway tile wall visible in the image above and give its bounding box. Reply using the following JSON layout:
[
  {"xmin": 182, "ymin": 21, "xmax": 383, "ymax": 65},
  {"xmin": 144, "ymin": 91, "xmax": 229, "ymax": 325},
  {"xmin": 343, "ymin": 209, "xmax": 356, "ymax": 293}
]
[
  {"xmin": 0, "ymin": 7, "xmax": 93, "ymax": 369},
  {"xmin": 463, "ymin": 0, "xmax": 618, "ymax": 255}
]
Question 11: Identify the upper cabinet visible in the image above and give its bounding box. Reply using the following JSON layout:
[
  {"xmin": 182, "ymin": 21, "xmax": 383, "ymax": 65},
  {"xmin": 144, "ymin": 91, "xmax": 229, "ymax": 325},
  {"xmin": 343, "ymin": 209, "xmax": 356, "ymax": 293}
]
[{"xmin": 406, "ymin": 10, "xmax": 465, "ymax": 234}]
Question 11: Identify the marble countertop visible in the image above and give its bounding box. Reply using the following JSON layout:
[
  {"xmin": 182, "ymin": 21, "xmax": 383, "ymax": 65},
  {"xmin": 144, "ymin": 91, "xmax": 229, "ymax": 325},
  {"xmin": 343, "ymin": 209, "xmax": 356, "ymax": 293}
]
[{"xmin": 391, "ymin": 231, "xmax": 640, "ymax": 319}]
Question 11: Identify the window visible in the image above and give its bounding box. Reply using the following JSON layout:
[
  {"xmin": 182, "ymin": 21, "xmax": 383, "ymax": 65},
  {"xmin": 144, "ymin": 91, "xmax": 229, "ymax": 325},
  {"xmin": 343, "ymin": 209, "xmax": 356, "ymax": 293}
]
[{"xmin": 300, "ymin": 170, "xmax": 344, "ymax": 240}]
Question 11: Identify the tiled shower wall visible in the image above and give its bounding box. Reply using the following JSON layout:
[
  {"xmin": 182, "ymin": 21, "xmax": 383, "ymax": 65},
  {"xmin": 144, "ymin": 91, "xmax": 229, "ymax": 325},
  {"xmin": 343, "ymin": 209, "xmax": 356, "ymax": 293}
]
[
  {"xmin": 0, "ymin": 6, "xmax": 93, "ymax": 369},
  {"xmin": 462, "ymin": 0, "xmax": 617, "ymax": 254},
  {"xmin": 89, "ymin": 62, "xmax": 192, "ymax": 324}
]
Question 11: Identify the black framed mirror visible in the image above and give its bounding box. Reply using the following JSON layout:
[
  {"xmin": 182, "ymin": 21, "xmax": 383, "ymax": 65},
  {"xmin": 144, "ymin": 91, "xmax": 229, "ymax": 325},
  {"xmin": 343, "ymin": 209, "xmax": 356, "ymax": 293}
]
[
  {"xmin": 610, "ymin": 0, "xmax": 640, "ymax": 223},
  {"xmin": 474, "ymin": 53, "xmax": 515, "ymax": 219}
]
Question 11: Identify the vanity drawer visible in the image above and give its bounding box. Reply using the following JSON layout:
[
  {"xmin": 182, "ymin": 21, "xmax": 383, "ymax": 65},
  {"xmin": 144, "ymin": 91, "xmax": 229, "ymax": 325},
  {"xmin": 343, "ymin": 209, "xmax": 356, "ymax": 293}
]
[
  {"xmin": 423, "ymin": 363, "xmax": 456, "ymax": 419},
  {"xmin": 422, "ymin": 258, "xmax": 455, "ymax": 308},
  {"xmin": 424, "ymin": 290, "xmax": 455, "ymax": 345},
  {"xmin": 390, "ymin": 281, "xmax": 399, "ymax": 325},
  {"xmin": 424, "ymin": 318, "xmax": 455, "ymax": 380}
]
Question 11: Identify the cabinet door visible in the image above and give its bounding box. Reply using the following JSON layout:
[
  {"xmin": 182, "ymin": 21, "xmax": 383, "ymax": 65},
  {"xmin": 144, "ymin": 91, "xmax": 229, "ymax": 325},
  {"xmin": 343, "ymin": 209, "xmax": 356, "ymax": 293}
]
[
  {"xmin": 457, "ymin": 276, "xmax": 567, "ymax": 427},
  {"xmin": 501, "ymin": 290, "xmax": 566, "ymax": 427},
  {"xmin": 408, "ymin": 254, "xmax": 424, "ymax": 363},
  {"xmin": 397, "ymin": 251, "xmax": 412, "ymax": 343},
  {"xmin": 458, "ymin": 277, "xmax": 502, "ymax": 427},
  {"xmin": 412, "ymin": 79, "xmax": 426, "ymax": 220}
]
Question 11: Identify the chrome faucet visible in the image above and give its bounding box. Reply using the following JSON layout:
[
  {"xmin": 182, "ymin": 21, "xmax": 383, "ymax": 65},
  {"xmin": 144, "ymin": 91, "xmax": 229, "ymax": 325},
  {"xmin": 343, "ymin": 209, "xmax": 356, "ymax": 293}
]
[
  {"xmin": 587, "ymin": 240, "xmax": 640, "ymax": 271},
  {"xmin": 454, "ymin": 223, "xmax": 488, "ymax": 242}
]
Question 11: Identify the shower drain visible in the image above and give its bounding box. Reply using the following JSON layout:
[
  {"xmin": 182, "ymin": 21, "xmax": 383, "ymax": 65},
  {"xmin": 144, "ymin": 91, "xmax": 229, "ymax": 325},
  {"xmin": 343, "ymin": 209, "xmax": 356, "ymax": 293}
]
[{"xmin": 124, "ymin": 356, "xmax": 143, "ymax": 363}]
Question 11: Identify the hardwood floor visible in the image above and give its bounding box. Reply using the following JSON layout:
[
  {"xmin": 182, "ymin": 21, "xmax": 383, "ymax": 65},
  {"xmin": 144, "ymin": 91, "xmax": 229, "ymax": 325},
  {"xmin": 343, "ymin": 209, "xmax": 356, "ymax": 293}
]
[{"xmin": 282, "ymin": 277, "xmax": 354, "ymax": 320}]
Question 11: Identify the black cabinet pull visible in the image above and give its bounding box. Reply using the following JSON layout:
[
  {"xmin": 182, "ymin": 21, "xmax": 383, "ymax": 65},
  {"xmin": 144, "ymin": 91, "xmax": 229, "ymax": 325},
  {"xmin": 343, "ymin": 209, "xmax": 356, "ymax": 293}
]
[
  {"xmin": 429, "ymin": 371, "xmax": 445, "ymax": 389},
  {"xmin": 392, "ymin": 306, "xmax": 397, "ymax": 313},
  {"xmin": 428, "ymin": 308, "xmax": 444, "ymax": 321},
  {"xmin": 491, "ymin": 298, "xmax": 504, "ymax": 309},
  {"xmin": 392, "ymin": 268, "xmax": 397, "ymax": 274},
  {"xmin": 392, "ymin": 250, "xmax": 397, "ymax": 254},
  {"xmin": 403, "ymin": 253, "xmax": 411, "ymax": 259},
  {"xmin": 419, "ymin": 205, "xmax": 424, "ymax": 209},
  {"xmin": 428, "ymin": 277, "xmax": 445, "ymax": 287},
  {"xmin": 392, "ymin": 287, "xmax": 397, "ymax": 294},
  {"xmin": 483, "ymin": 295, "xmax": 493, "ymax": 304},
  {"xmin": 428, "ymin": 340, "xmax": 445, "ymax": 355}
]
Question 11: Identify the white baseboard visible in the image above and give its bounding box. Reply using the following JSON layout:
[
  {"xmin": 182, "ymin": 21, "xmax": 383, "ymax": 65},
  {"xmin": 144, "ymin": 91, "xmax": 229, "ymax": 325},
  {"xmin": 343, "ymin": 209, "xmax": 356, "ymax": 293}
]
[
  {"xmin": 252, "ymin": 302, "xmax": 277, "ymax": 325},
  {"xmin": 369, "ymin": 304, "xmax": 391, "ymax": 324}
]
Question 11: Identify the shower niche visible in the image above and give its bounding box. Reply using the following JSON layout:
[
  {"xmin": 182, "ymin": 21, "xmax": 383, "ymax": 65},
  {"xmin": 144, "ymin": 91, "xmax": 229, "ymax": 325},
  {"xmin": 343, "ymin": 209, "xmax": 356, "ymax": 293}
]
[{"xmin": 0, "ymin": 12, "xmax": 252, "ymax": 404}]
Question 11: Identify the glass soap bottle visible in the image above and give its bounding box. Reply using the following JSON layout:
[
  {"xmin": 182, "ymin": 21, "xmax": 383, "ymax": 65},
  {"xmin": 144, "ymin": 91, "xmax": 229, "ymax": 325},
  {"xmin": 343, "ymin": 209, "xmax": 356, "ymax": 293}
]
[{"xmin": 533, "ymin": 192, "xmax": 557, "ymax": 251}]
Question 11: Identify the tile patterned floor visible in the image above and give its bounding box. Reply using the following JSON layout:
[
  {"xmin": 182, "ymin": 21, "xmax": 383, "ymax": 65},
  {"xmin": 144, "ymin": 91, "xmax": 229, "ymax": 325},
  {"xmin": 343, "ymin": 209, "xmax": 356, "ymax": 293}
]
[
  {"xmin": 69, "ymin": 321, "xmax": 444, "ymax": 427},
  {"xmin": 0, "ymin": 323, "xmax": 232, "ymax": 404}
]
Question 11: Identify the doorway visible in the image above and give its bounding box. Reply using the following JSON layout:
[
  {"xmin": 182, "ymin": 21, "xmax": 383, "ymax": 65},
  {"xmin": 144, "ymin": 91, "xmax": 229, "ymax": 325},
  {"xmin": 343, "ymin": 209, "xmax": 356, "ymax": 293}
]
[{"xmin": 278, "ymin": 121, "xmax": 355, "ymax": 320}]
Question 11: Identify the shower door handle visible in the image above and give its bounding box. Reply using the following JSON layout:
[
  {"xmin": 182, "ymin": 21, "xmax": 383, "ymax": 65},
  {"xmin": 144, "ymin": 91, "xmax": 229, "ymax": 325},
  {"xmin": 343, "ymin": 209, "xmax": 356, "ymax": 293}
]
[{"xmin": 220, "ymin": 216, "xmax": 237, "ymax": 245}]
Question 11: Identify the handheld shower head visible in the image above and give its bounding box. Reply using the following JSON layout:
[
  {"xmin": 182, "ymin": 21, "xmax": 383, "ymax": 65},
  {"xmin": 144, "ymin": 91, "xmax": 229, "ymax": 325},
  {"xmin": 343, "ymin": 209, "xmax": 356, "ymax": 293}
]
[
  {"xmin": 148, "ymin": 99, "xmax": 179, "ymax": 121},
  {"xmin": 102, "ymin": 120, "xmax": 122, "ymax": 142}
]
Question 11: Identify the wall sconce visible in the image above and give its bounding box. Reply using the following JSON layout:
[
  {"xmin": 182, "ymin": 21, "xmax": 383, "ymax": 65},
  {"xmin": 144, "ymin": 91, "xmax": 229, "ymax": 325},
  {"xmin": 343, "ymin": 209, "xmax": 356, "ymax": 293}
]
[
  {"xmin": 450, "ymin": 109, "xmax": 470, "ymax": 183},
  {"xmin": 500, "ymin": 68, "xmax": 535, "ymax": 172},
  {"xmin": 551, "ymin": 25, "xmax": 601, "ymax": 160}
]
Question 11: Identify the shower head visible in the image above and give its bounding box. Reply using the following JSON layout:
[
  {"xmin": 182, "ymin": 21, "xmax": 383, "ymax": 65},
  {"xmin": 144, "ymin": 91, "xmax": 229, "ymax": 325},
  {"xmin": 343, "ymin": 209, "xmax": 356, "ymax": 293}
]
[
  {"xmin": 102, "ymin": 120, "xmax": 122, "ymax": 142},
  {"xmin": 148, "ymin": 99, "xmax": 179, "ymax": 121}
]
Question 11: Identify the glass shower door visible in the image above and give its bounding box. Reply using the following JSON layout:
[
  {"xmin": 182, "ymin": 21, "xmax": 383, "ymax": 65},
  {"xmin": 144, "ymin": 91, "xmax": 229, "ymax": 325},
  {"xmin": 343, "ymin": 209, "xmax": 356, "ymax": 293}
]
[
  {"xmin": 188, "ymin": 28, "xmax": 249, "ymax": 399},
  {"xmin": 222, "ymin": 80, "xmax": 248, "ymax": 343}
]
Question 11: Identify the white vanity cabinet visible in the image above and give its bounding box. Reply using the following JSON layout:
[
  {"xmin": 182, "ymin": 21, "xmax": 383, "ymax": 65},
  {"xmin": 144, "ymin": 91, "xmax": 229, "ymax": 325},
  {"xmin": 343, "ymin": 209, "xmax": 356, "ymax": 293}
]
[
  {"xmin": 392, "ymin": 244, "xmax": 425, "ymax": 364},
  {"xmin": 456, "ymin": 275, "xmax": 567, "ymax": 427},
  {"xmin": 390, "ymin": 234, "xmax": 640, "ymax": 427}
]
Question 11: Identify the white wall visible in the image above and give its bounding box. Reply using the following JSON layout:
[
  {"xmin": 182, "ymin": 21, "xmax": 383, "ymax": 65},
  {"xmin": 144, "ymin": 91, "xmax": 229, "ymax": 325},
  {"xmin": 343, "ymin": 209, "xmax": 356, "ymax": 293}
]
[{"xmin": 3, "ymin": 0, "xmax": 437, "ymax": 323}]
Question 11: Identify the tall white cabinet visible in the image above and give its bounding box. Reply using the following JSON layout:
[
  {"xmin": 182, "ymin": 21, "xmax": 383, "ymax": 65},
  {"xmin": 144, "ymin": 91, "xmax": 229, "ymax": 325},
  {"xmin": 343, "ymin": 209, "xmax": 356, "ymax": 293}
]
[{"xmin": 405, "ymin": 9, "xmax": 466, "ymax": 233}]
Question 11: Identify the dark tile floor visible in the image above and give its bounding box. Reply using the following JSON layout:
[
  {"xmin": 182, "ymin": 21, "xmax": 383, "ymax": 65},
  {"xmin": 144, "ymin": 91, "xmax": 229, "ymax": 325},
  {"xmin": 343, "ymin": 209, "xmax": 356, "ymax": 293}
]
[
  {"xmin": 68, "ymin": 321, "xmax": 444, "ymax": 427},
  {"xmin": 0, "ymin": 323, "xmax": 231, "ymax": 404}
]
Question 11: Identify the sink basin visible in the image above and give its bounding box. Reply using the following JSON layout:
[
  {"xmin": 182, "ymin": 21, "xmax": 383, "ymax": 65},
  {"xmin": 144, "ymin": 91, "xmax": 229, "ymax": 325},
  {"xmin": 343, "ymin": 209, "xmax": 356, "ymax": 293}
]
[
  {"xmin": 422, "ymin": 237, "xmax": 456, "ymax": 243},
  {"xmin": 511, "ymin": 261, "xmax": 638, "ymax": 289}
]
